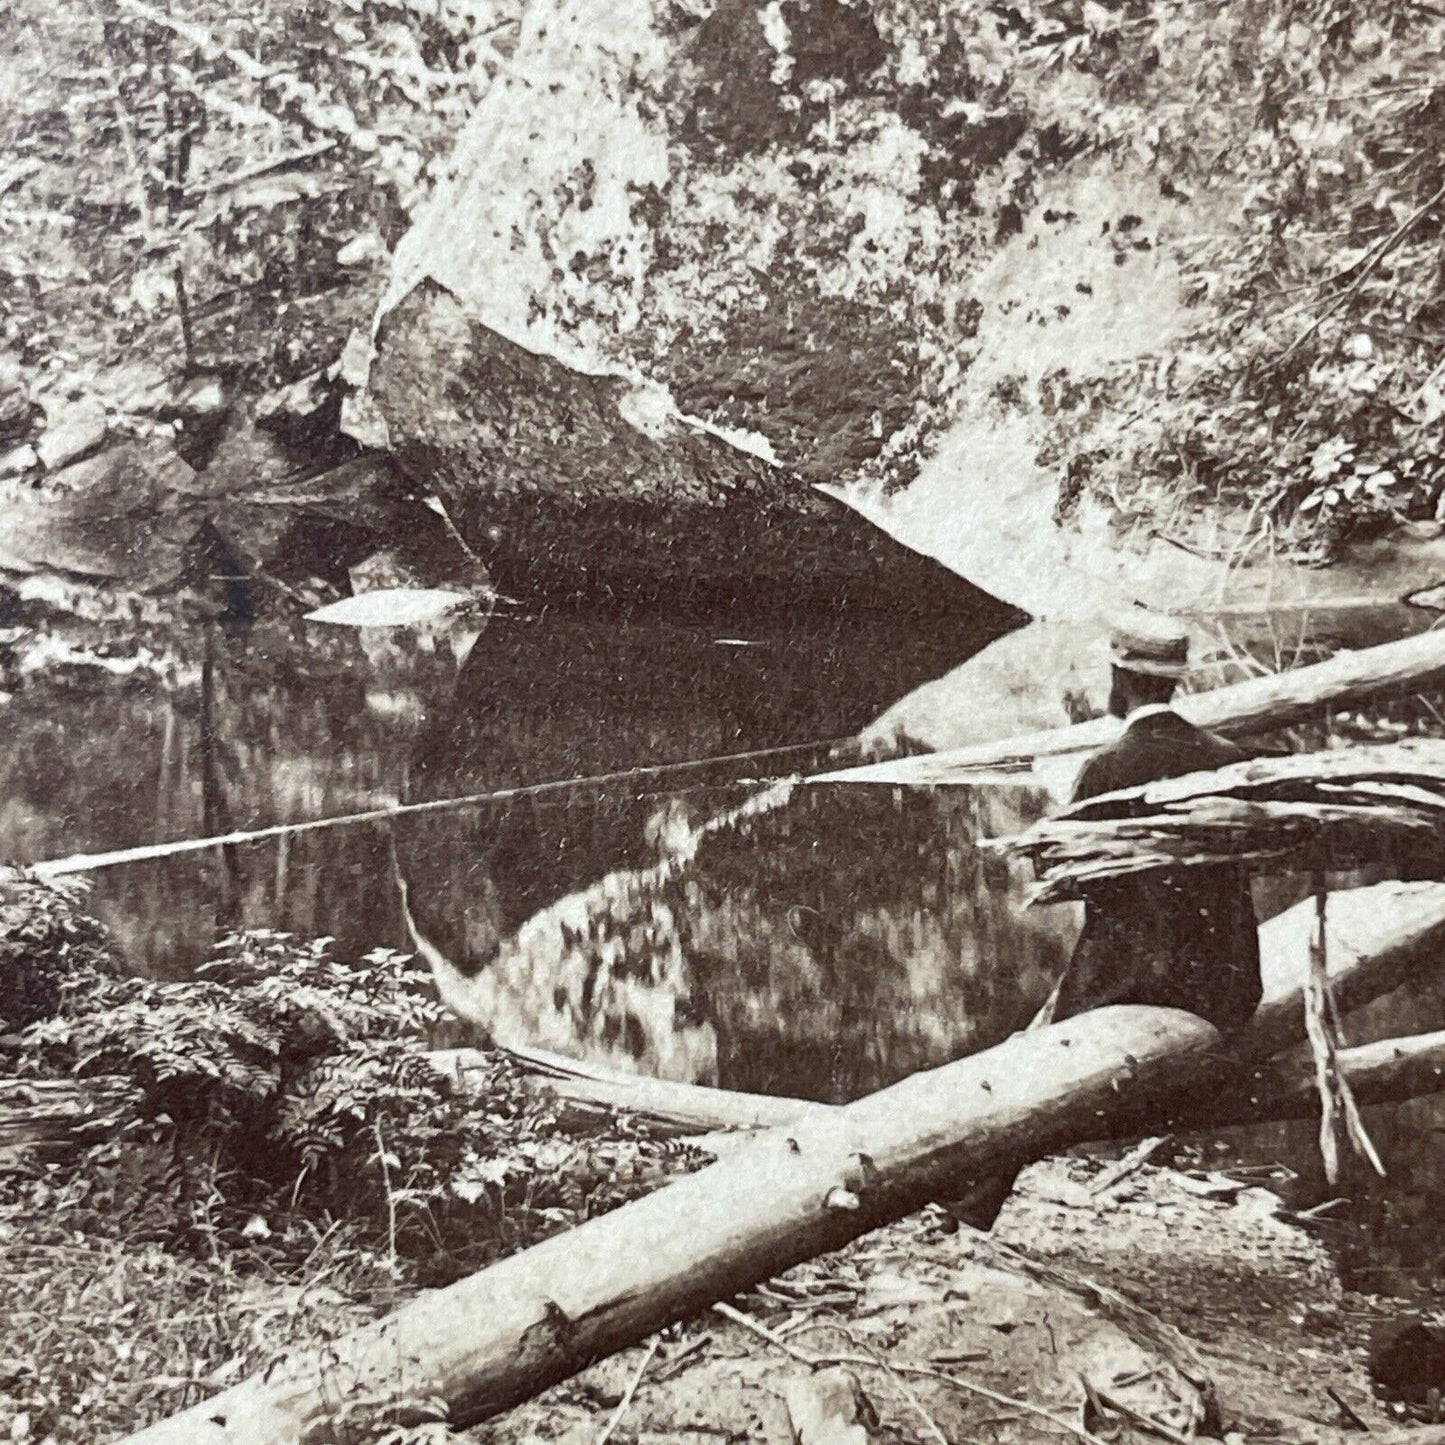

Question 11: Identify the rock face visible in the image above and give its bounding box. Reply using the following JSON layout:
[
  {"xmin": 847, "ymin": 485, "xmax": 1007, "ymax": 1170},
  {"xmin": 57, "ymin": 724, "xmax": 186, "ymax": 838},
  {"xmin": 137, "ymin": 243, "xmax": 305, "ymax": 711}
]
[
  {"xmin": 375, "ymin": 0, "xmax": 1445, "ymax": 620},
  {"xmin": 371, "ymin": 0, "xmax": 1202, "ymax": 617},
  {"xmin": 368, "ymin": 277, "xmax": 1015, "ymax": 619},
  {"xmin": 381, "ymin": 0, "xmax": 944, "ymax": 487}
]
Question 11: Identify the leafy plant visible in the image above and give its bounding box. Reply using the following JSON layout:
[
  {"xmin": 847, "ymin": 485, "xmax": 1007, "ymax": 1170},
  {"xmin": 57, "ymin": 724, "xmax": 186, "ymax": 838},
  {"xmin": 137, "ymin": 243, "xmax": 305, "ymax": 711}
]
[
  {"xmin": 10, "ymin": 897, "xmax": 705, "ymax": 1273},
  {"xmin": 0, "ymin": 874, "xmax": 124, "ymax": 1030},
  {"xmin": 1021, "ymin": 0, "xmax": 1445, "ymax": 555}
]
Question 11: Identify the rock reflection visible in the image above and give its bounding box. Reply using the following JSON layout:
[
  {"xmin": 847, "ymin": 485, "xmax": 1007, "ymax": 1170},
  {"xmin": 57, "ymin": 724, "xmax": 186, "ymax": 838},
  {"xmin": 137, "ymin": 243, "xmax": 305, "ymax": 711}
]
[
  {"xmin": 395, "ymin": 608, "xmax": 1075, "ymax": 1099},
  {"xmin": 6, "ymin": 597, "xmax": 1438, "ymax": 1107}
]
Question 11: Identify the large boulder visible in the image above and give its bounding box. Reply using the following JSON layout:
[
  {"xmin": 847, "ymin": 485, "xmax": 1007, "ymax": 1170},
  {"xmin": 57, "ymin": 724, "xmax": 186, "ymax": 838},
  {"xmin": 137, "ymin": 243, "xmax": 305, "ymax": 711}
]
[
  {"xmin": 366, "ymin": 279, "xmax": 1012, "ymax": 619},
  {"xmin": 363, "ymin": 0, "xmax": 1199, "ymax": 617},
  {"xmin": 358, "ymin": 0, "xmax": 1115, "ymax": 614},
  {"xmin": 370, "ymin": 0, "xmax": 1445, "ymax": 619}
]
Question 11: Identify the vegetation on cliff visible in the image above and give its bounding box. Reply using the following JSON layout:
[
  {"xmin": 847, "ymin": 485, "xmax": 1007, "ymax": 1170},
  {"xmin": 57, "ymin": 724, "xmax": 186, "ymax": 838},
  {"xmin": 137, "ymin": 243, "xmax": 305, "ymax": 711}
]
[
  {"xmin": 382, "ymin": 0, "xmax": 1445, "ymax": 617},
  {"xmin": 997, "ymin": 0, "xmax": 1445, "ymax": 561},
  {"xmin": 8, "ymin": 0, "xmax": 1442, "ymax": 612}
]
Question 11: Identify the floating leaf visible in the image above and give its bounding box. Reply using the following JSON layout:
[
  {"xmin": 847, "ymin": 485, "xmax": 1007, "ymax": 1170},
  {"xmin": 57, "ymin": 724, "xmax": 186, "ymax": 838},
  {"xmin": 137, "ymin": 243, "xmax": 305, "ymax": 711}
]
[{"xmin": 306, "ymin": 587, "xmax": 476, "ymax": 628}]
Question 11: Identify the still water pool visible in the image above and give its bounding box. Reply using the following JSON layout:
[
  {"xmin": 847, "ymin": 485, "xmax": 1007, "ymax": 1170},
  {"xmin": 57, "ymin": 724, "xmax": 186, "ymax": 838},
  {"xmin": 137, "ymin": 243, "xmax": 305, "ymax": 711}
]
[{"xmin": 4, "ymin": 599, "xmax": 1445, "ymax": 1295}]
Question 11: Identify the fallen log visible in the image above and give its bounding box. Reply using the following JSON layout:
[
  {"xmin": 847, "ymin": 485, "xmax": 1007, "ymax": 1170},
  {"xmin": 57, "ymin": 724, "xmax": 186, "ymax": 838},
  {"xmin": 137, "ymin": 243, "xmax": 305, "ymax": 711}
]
[
  {"xmin": 435, "ymin": 1042, "xmax": 821, "ymax": 1133},
  {"xmin": 0, "ymin": 1049, "xmax": 821, "ymax": 1169},
  {"xmin": 1244, "ymin": 1028, "xmax": 1445, "ymax": 1119},
  {"xmin": 1052, "ymin": 881, "xmax": 1445, "ymax": 1144},
  {"xmin": 1083, "ymin": 1028, "xmax": 1445, "ymax": 1146},
  {"xmin": 59, "ymin": 894, "xmax": 1445, "ymax": 1442},
  {"xmin": 0, "ymin": 1075, "xmax": 137, "ymax": 1164},
  {"xmin": 18, "ymin": 1020, "xmax": 1442, "ymax": 1183},
  {"xmin": 118, "ymin": 1001, "xmax": 1445, "ymax": 1445},
  {"xmin": 119, "ymin": 1005, "xmax": 1227, "ymax": 1444},
  {"xmin": 1240, "ymin": 879, "xmax": 1445, "ymax": 1058},
  {"xmin": 808, "ymin": 626, "xmax": 1445, "ymax": 789},
  {"xmin": 1004, "ymin": 740, "xmax": 1445, "ymax": 903},
  {"xmin": 457, "ymin": 882, "xmax": 1445, "ymax": 1153}
]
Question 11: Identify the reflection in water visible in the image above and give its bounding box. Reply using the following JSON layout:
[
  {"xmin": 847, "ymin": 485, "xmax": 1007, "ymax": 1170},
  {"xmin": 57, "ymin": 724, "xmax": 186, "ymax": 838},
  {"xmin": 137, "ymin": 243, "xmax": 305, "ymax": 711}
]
[
  {"xmin": 396, "ymin": 606, "xmax": 982, "ymax": 948},
  {"xmin": 4, "ymin": 599, "xmax": 1445, "ymax": 1291},
  {"xmin": 0, "ymin": 623, "xmax": 416, "ymax": 972},
  {"xmin": 403, "ymin": 773, "xmax": 1071, "ymax": 1100},
  {"xmin": 387, "ymin": 605, "xmax": 1072, "ymax": 1093}
]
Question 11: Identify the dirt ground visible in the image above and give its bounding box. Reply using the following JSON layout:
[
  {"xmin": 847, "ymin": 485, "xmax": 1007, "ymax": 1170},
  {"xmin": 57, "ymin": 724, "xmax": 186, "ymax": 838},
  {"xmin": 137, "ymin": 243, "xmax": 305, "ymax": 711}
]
[
  {"xmin": 0, "ymin": 1130, "xmax": 1426, "ymax": 1444},
  {"xmin": 470, "ymin": 1155, "xmax": 1407, "ymax": 1445}
]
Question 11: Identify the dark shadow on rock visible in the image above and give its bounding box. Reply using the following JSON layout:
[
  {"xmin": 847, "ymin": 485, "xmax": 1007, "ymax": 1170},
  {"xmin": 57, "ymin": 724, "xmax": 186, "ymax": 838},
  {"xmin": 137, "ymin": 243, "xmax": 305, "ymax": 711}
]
[{"xmin": 370, "ymin": 279, "xmax": 1024, "ymax": 623}]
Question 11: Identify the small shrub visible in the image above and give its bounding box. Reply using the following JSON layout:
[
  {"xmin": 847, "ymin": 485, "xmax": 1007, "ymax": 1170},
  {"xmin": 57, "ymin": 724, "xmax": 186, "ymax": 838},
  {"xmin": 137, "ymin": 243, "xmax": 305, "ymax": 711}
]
[
  {"xmin": 10, "ymin": 908, "xmax": 706, "ymax": 1274},
  {"xmin": 0, "ymin": 872, "xmax": 123, "ymax": 1030}
]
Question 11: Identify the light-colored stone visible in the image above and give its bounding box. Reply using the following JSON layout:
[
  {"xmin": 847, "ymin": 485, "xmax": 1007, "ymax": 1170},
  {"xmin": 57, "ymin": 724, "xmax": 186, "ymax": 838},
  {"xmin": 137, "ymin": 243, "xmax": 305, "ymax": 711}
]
[
  {"xmin": 336, "ymin": 232, "xmax": 386, "ymax": 267},
  {"xmin": 35, "ymin": 400, "xmax": 107, "ymax": 471},
  {"xmin": 783, "ymin": 1368, "xmax": 873, "ymax": 1445},
  {"xmin": 0, "ymin": 444, "xmax": 38, "ymax": 478},
  {"xmin": 171, "ymin": 374, "xmax": 227, "ymax": 418}
]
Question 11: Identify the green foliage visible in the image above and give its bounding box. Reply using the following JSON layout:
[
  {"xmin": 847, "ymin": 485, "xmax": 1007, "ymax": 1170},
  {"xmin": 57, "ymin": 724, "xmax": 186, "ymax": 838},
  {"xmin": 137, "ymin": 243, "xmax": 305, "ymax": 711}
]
[
  {"xmin": 0, "ymin": 0, "xmax": 521, "ymax": 392},
  {"xmin": 24, "ymin": 932, "xmax": 440, "ymax": 1124},
  {"xmin": 0, "ymin": 874, "xmax": 123, "ymax": 1031}
]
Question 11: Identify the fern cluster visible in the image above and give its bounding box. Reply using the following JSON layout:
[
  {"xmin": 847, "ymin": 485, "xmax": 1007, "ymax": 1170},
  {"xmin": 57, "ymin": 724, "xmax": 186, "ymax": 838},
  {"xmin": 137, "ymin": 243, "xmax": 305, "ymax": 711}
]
[
  {"xmin": 24, "ymin": 932, "xmax": 444, "ymax": 1125},
  {"xmin": 8, "ymin": 892, "xmax": 706, "ymax": 1272},
  {"xmin": 0, "ymin": 872, "xmax": 123, "ymax": 1030}
]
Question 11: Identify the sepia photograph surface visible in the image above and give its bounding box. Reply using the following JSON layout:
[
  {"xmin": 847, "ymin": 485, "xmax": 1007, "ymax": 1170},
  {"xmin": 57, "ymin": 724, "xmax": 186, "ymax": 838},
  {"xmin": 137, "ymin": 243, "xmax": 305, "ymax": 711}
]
[{"xmin": 4, "ymin": 1, "xmax": 1445, "ymax": 1440}]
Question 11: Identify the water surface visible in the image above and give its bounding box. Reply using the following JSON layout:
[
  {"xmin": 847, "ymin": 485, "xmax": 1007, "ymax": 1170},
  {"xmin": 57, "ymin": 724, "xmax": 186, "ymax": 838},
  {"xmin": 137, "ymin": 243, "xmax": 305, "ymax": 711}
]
[{"xmin": 5, "ymin": 597, "xmax": 1445, "ymax": 1295}]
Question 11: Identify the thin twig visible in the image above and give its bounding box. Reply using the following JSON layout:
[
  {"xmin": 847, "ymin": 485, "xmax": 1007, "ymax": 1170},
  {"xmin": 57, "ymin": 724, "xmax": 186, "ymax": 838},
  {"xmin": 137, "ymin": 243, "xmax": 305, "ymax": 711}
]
[
  {"xmin": 173, "ymin": 264, "xmax": 195, "ymax": 370},
  {"xmin": 1326, "ymin": 1384, "xmax": 1373, "ymax": 1432},
  {"xmin": 595, "ymin": 1338, "xmax": 659, "ymax": 1445},
  {"xmin": 1305, "ymin": 883, "xmax": 1343, "ymax": 1183},
  {"xmin": 877, "ymin": 1360, "xmax": 951, "ymax": 1445},
  {"xmin": 424, "ymin": 489, "xmax": 486, "ymax": 567},
  {"xmin": 798, "ymin": 1320, "xmax": 950, "ymax": 1445},
  {"xmin": 108, "ymin": 88, "xmax": 156, "ymax": 238},
  {"xmin": 652, "ymin": 1332, "xmax": 710, "ymax": 1382},
  {"xmin": 712, "ymin": 1302, "xmax": 1108, "ymax": 1445},
  {"xmin": 191, "ymin": 139, "xmax": 336, "ymax": 197},
  {"xmin": 1089, "ymin": 1135, "xmax": 1171, "ymax": 1197},
  {"xmin": 1275, "ymin": 176, "xmax": 1445, "ymax": 364},
  {"xmin": 1285, "ymin": 78, "xmax": 1445, "ymax": 106},
  {"xmin": 1292, "ymin": 1197, "xmax": 1350, "ymax": 1222},
  {"xmin": 1090, "ymin": 1382, "xmax": 1195, "ymax": 1445},
  {"xmin": 1306, "ymin": 887, "xmax": 1386, "ymax": 1180},
  {"xmin": 712, "ymin": 1302, "xmax": 814, "ymax": 1365},
  {"xmin": 977, "ymin": 1237, "xmax": 1210, "ymax": 1392}
]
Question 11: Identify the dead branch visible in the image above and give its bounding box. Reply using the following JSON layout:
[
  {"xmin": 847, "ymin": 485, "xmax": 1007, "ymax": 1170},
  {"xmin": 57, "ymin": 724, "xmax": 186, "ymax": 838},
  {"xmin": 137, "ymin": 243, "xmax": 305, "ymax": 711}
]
[
  {"xmin": 810, "ymin": 629, "xmax": 1445, "ymax": 790},
  {"xmin": 1002, "ymin": 740, "xmax": 1445, "ymax": 904}
]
